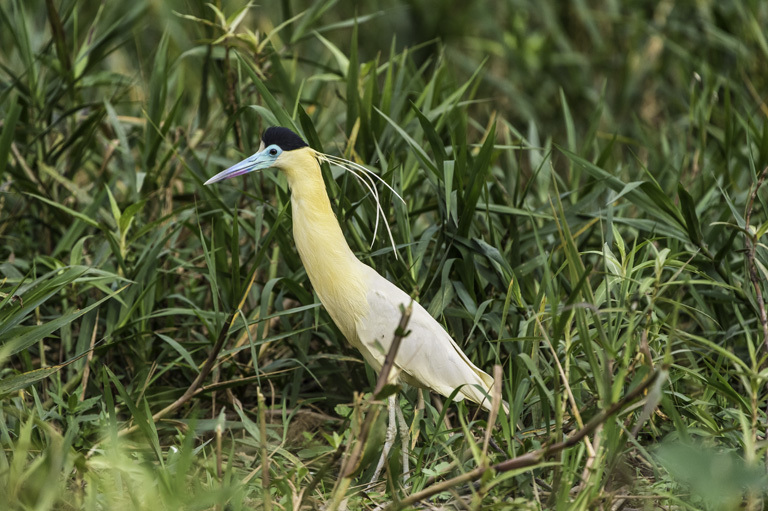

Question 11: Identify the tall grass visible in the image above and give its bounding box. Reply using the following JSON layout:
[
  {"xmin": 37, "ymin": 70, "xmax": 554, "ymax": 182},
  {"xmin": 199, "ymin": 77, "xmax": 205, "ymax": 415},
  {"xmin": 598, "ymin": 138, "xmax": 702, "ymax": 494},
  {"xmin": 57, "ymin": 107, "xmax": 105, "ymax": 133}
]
[{"xmin": 2, "ymin": 0, "xmax": 768, "ymax": 509}]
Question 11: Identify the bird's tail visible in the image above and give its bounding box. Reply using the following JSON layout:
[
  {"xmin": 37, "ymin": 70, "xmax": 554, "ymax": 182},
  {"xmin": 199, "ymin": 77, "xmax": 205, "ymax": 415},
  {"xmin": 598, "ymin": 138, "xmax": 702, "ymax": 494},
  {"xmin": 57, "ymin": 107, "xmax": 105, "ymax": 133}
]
[{"xmin": 460, "ymin": 371, "xmax": 510, "ymax": 414}]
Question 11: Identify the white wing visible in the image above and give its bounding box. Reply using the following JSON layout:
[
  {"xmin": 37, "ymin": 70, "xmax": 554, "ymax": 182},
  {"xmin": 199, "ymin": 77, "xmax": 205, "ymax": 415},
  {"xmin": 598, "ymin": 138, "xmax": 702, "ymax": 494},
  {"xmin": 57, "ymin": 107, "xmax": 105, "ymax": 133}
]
[{"xmin": 355, "ymin": 265, "xmax": 497, "ymax": 410}]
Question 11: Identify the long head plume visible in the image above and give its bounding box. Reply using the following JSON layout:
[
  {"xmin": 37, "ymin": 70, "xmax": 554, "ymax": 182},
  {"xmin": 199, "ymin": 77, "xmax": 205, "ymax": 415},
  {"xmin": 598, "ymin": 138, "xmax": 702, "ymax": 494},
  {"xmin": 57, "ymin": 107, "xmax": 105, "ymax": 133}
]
[{"xmin": 311, "ymin": 149, "xmax": 405, "ymax": 260}]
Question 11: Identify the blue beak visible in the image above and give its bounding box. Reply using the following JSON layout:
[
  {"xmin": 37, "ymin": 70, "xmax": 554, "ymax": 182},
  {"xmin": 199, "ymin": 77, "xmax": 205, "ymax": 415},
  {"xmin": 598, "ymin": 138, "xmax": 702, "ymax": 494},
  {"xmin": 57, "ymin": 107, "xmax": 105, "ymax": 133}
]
[{"xmin": 204, "ymin": 148, "xmax": 273, "ymax": 185}]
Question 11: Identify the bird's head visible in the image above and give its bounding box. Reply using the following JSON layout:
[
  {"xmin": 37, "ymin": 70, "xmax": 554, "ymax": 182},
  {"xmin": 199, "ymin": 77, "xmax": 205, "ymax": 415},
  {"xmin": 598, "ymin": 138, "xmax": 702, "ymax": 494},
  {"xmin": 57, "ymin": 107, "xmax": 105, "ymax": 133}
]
[
  {"xmin": 204, "ymin": 127, "xmax": 310, "ymax": 185},
  {"xmin": 205, "ymin": 126, "xmax": 404, "ymax": 256}
]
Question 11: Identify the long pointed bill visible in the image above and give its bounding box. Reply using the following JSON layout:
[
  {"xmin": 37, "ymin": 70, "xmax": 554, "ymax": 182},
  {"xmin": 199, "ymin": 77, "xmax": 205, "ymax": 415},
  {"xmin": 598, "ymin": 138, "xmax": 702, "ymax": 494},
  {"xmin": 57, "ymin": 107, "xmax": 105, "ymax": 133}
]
[{"xmin": 204, "ymin": 145, "xmax": 271, "ymax": 185}]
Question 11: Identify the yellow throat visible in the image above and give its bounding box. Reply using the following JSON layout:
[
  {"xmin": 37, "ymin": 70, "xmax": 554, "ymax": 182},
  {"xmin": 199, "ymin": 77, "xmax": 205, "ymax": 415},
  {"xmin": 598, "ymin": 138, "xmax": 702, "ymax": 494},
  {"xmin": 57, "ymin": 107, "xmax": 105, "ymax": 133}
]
[{"xmin": 277, "ymin": 149, "xmax": 370, "ymax": 345}]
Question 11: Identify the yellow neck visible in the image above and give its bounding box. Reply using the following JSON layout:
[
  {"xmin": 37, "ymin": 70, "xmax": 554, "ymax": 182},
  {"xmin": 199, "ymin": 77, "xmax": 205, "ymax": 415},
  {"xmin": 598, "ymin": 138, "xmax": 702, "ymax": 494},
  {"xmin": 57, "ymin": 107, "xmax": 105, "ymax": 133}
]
[{"xmin": 279, "ymin": 150, "xmax": 369, "ymax": 343}]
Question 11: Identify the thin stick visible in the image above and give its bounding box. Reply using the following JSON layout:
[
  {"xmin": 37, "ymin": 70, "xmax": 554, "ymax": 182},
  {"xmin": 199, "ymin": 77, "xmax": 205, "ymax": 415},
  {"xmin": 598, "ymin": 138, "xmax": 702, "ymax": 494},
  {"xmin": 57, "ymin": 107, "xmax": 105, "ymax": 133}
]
[
  {"xmin": 339, "ymin": 302, "xmax": 412, "ymax": 479},
  {"xmin": 80, "ymin": 309, "xmax": 99, "ymax": 402},
  {"xmin": 215, "ymin": 416, "xmax": 223, "ymax": 480},
  {"xmin": 744, "ymin": 165, "xmax": 768, "ymax": 471},
  {"xmin": 374, "ymin": 302, "xmax": 412, "ymax": 397},
  {"xmin": 535, "ymin": 314, "xmax": 594, "ymax": 453},
  {"xmin": 482, "ymin": 365, "xmax": 502, "ymax": 456},
  {"xmin": 744, "ymin": 166, "xmax": 768, "ymax": 354},
  {"xmin": 258, "ymin": 389, "xmax": 272, "ymax": 511}
]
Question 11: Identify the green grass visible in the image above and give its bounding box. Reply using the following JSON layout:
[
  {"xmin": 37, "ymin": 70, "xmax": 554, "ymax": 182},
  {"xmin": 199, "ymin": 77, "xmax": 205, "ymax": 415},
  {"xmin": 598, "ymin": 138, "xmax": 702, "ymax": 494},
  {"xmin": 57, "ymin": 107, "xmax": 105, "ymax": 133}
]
[{"xmin": 2, "ymin": 0, "xmax": 768, "ymax": 509}]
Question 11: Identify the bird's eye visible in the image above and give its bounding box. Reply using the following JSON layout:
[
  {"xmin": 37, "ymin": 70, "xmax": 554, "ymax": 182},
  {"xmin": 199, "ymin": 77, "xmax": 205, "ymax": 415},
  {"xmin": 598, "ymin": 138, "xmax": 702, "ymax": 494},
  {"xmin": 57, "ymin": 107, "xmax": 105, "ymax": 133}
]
[{"xmin": 269, "ymin": 148, "xmax": 278, "ymax": 156}]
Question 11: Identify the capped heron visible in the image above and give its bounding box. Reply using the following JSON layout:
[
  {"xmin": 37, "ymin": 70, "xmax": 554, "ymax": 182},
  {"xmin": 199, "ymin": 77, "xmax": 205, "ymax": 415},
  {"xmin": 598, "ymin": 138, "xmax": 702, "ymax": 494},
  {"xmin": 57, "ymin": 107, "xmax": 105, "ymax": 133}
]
[{"xmin": 205, "ymin": 127, "xmax": 502, "ymax": 481}]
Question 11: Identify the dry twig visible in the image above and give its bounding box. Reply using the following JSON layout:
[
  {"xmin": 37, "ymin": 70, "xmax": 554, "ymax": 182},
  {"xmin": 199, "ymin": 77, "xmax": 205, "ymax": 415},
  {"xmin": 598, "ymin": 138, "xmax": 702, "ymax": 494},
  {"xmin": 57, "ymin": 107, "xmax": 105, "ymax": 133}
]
[
  {"xmin": 117, "ymin": 268, "xmax": 260, "ymax": 437},
  {"xmin": 744, "ymin": 166, "xmax": 768, "ymax": 355}
]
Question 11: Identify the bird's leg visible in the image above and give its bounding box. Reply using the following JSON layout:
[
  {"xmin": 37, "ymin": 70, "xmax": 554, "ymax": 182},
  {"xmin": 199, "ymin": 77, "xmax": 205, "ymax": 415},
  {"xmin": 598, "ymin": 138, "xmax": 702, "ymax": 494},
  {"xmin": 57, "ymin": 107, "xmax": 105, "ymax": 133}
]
[
  {"xmin": 394, "ymin": 400, "xmax": 410, "ymax": 482},
  {"xmin": 371, "ymin": 394, "xmax": 397, "ymax": 482}
]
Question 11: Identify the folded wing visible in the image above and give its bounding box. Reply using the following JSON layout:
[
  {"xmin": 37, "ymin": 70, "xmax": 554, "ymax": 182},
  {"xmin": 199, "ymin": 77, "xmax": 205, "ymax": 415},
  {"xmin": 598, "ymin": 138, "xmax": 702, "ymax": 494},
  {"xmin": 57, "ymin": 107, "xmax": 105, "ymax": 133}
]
[{"xmin": 355, "ymin": 265, "xmax": 498, "ymax": 410}]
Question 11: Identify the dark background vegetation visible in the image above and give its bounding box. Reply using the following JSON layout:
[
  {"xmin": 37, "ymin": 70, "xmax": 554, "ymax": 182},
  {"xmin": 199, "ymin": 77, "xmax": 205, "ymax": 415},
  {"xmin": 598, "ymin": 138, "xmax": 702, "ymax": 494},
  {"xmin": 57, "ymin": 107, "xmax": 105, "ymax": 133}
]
[{"xmin": 2, "ymin": 0, "xmax": 768, "ymax": 509}]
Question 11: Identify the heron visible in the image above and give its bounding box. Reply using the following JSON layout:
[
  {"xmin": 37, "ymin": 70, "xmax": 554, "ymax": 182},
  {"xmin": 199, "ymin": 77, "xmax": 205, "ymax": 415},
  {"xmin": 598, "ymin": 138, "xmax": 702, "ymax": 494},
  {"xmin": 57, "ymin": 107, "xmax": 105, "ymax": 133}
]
[{"xmin": 205, "ymin": 126, "xmax": 502, "ymax": 481}]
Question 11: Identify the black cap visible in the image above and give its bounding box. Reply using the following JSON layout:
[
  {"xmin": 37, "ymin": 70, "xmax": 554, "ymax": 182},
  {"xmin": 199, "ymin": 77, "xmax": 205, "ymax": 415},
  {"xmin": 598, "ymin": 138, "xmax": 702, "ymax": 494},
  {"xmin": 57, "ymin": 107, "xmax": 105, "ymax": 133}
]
[{"xmin": 261, "ymin": 127, "xmax": 308, "ymax": 151}]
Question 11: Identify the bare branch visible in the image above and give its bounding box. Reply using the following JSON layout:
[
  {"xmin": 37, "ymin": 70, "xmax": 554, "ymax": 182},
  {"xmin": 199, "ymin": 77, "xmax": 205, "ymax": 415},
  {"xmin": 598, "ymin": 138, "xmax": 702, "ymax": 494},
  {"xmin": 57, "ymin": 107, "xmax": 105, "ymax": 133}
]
[
  {"xmin": 339, "ymin": 302, "xmax": 412, "ymax": 479},
  {"xmin": 744, "ymin": 166, "xmax": 768, "ymax": 355}
]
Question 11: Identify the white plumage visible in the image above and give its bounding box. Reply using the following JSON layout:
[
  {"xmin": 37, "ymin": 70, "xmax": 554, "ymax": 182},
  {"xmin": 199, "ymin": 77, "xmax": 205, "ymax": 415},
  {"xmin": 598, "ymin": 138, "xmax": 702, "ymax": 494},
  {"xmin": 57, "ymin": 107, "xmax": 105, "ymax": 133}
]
[{"xmin": 356, "ymin": 264, "xmax": 496, "ymax": 407}]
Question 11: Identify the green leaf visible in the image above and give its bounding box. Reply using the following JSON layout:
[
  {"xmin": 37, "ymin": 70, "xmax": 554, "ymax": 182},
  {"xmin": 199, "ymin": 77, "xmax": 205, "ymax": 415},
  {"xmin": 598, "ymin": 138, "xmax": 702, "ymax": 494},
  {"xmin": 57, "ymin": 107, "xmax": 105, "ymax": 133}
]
[
  {"xmin": 28, "ymin": 194, "xmax": 99, "ymax": 228},
  {"xmin": 0, "ymin": 93, "xmax": 22, "ymax": 181},
  {"xmin": 458, "ymin": 122, "xmax": 496, "ymax": 237},
  {"xmin": 0, "ymin": 346, "xmax": 93, "ymax": 395},
  {"xmin": 678, "ymin": 183, "xmax": 702, "ymax": 245},
  {"xmin": 345, "ymin": 21, "xmax": 358, "ymax": 135},
  {"xmin": 0, "ymin": 285, "xmax": 128, "ymax": 360},
  {"xmin": 156, "ymin": 334, "xmax": 198, "ymax": 372},
  {"xmin": 105, "ymin": 185, "xmax": 121, "ymax": 230},
  {"xmin": 238, "ymin": 53, "xmax": 297, "ymax": 130},
  {"xmin": 375, "ymin": 106, "xmax": 437, "ymax": 176}
]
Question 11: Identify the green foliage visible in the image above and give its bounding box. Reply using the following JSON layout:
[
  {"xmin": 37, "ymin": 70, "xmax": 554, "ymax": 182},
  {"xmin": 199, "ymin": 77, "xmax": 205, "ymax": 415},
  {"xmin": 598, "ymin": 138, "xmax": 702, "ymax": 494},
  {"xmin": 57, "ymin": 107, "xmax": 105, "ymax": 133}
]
[{"xmin": 1, "ymin": 0, "xmax": 768, "ymax": 509}]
